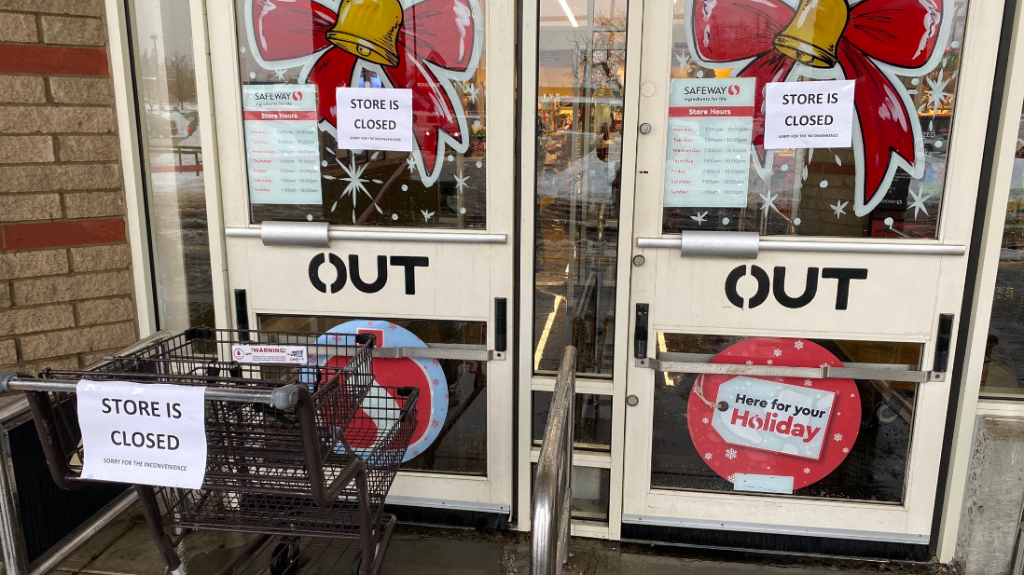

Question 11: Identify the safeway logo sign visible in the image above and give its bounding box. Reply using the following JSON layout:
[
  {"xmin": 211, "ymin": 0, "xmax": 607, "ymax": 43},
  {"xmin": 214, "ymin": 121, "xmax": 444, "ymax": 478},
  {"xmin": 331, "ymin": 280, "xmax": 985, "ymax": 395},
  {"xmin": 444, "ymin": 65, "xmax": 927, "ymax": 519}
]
[
  {"xmin": 291, "ymin": 91, "xmax": 303, "ymax": 101},
  {"xmin": 728, "ymin": 84, "xmax": 741, "ymax": 96}
]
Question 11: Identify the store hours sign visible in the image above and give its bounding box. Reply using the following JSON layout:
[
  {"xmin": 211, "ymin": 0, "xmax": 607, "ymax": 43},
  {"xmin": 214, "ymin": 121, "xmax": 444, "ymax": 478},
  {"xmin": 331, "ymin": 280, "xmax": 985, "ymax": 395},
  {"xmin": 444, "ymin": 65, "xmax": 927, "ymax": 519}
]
[
  {"xmin": 664, "ymin": 78, "xmax": 755, "ymax": 209},
  {"xmin": 77, "ymin": 380, "xmax": 207, "ymax": 489},
  {"xmin": 242, "ymin": 84, "xmax": 322, "ymax": 205},
  {"xmin": 687, "ymin": 338, "xmax": 861, "ymax": 493}
]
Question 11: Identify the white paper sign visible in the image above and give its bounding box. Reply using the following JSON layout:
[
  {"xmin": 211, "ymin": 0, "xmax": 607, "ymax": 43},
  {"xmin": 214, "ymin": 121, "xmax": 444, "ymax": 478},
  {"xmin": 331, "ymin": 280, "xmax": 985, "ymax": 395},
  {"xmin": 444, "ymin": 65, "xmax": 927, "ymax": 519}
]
[
  {"xmin": 231, "ymin": 344, "xmax": 308, "ymax": 365},
  {"xmin": 764, "ymin": 80, "xmax": 855, "ymax": 149},
  {"xmin": 336, "ymin": 87, "xmax": 413, "ymax": 152},
  {"xmin": 243, "ymin": 84, "xmax": 322, "ymax": 205},
  {"xmin": 712, "ymin": 376, "xmax": 836, "ymax": 461},
  {"xmin": 664, "ymin": 78, "xmax": 755, "ymax": 208},
  {"xmin": 77, "ymin": 380, "xmax": 207, "ymax": 489}
]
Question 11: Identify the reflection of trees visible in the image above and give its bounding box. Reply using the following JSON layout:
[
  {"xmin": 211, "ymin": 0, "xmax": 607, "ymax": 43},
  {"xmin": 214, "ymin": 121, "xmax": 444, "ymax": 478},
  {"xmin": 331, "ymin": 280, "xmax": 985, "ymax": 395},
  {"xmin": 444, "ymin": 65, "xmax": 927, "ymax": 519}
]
[
  {"xmin": 538, "ymin": 4, "xmax": 627, "ymax": 375},
  {"xmin": 140, "ymin": 47, "xmax": 197, "ymax": 111},
  {"xmin": 570, "ymin": 14, "xmax": 625, "ymax": 98}
]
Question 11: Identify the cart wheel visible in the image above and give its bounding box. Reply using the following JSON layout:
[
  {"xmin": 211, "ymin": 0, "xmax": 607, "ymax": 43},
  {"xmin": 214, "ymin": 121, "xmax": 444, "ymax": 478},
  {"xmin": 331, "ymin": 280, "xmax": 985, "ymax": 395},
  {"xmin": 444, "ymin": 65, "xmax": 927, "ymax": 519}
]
[
  {"xmin": 351, "ymin": 542, "xmax": 380, "ymax": 575},
  {"xmin": 270, "ymin": 538, "xmax": 300, "ymax": 575}
]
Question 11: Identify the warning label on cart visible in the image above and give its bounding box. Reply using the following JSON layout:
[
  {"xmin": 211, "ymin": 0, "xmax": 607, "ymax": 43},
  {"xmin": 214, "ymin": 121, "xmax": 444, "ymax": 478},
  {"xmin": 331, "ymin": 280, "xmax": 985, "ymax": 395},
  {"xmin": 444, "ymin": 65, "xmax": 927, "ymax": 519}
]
[
  {"xmin": 77, "ymin": 380, "xmax": 207, "ymax": 489},
  {"xmin": 231, "ymin": 344, "xmax": 308, "ymax": 365}
]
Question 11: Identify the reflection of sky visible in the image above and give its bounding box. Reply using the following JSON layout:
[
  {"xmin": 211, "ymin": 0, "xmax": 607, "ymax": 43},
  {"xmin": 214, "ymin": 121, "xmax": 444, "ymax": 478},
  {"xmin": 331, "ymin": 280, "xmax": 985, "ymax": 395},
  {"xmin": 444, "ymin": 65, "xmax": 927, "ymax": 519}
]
[
  {"xmin": 1012, "ymin": 158, "xmax": 1024, "ymax": 195},
  {"xmin": 133, "ymin": 0, "xmax": 194, "ymax": 60}
]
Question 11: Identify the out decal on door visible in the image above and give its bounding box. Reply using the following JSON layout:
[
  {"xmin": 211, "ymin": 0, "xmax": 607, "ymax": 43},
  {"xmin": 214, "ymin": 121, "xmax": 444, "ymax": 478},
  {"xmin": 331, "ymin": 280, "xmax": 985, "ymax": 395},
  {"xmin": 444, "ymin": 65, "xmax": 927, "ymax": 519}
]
[
  {"xmin": 310, "ymin": 320, "xmax": 448, "ymax": 462},
  {"xmin": 687, "ymin": 338, "xmax": 861, "ymax": 491}
]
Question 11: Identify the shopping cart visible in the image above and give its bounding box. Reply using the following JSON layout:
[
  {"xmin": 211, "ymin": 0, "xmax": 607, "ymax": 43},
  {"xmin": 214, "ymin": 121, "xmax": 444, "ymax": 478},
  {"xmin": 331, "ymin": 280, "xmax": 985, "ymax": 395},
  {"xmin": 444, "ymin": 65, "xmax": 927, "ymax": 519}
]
[{"xmin": 0, "ymin": 327, "xmax": 418, "ymax": 575}]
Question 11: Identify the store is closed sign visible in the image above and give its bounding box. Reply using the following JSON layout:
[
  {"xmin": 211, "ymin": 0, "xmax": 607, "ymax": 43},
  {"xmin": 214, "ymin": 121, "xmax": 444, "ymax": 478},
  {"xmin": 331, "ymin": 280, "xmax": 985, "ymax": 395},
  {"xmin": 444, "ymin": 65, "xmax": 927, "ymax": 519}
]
[
  {"xmin": 336, "ymin": 87, "xmax": 413, "ymax": 152},
  {"xmin": 77, "ymin": 380, "xmax": 207, "ymax": 489},
  {"xmin": 764, "ymin": 80, "xmax": 855, "ymax": 149}
]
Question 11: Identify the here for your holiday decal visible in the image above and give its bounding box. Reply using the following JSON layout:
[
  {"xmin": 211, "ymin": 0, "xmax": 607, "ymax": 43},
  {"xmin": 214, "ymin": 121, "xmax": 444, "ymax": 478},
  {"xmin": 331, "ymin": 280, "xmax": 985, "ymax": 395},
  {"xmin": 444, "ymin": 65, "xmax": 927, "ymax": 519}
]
[{"xmin": 687, "ymin": 338, "xmax": 860, "ymax": 493}]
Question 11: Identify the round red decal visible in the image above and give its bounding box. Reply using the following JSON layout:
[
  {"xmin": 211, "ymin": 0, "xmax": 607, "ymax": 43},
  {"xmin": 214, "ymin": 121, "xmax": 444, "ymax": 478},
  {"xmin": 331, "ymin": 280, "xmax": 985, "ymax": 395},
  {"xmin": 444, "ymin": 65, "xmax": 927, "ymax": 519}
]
[{"xmin": 687, "ymin": 338, "xmax": 860, "ymax": 490}]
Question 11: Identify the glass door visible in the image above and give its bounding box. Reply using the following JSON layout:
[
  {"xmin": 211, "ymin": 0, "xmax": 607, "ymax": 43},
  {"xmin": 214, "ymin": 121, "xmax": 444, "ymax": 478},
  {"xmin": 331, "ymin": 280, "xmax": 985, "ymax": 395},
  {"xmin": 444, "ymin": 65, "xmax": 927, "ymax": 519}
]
[
  {"xmin": 621, "ymin": 0, "xmax": 1000, "ymax": 543},
  {"xmin": 204, "ymin": 0, "xmax": 516, "ymax": 514}
]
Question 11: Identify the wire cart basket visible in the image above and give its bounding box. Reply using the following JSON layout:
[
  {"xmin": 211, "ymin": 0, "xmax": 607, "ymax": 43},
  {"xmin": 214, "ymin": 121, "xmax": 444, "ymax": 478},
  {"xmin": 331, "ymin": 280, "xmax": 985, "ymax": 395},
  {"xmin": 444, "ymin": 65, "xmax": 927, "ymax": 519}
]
[{"xmin": 0, "ymin": 327, "xmax": 419, "ymax": 575}]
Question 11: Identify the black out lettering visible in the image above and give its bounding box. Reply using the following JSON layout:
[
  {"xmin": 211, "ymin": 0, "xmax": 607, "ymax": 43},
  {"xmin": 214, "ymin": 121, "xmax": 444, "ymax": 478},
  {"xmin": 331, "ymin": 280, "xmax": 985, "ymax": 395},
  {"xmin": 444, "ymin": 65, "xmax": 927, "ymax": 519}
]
[
  {"xmin": 821, "ymin": 268, "xmax": 868, "ymax": 310},
  {"xmin": 725, "ymin": 266, "xmax": 866, "ymax": 310},
  {"xmin": 348, "ymin": 255, "xmax": 387, "ymax": 293},
  {"xmin": 724, "ymin": 265, "xmax": 771, "ymax": 309},
  {"xmin": 772, "ymin": 267, "xmax": 818, "ymax": 309},
  {"xmin": 389, "ymin": 256, "xmax": 429, "ymax": 295}
]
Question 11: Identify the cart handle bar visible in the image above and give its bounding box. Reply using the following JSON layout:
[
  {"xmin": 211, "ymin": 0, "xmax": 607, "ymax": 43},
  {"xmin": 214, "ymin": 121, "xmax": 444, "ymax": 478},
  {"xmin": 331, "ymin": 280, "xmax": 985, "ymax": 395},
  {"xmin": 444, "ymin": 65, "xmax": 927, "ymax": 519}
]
[{"xmin": 0, "ymin": 373, "xmax": 302, "ymax": 410}]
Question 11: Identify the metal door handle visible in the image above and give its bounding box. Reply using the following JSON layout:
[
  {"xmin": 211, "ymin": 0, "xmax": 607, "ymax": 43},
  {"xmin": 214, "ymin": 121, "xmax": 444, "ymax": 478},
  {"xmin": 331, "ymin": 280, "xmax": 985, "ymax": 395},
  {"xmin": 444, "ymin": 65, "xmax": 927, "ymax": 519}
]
[
  {"xmin": 636, "ymin": 231, "xmax": 965, "ymax": 258},
  {"xmin": 636, "ymin": 357, "xmax": 944, "ymax": 383}
]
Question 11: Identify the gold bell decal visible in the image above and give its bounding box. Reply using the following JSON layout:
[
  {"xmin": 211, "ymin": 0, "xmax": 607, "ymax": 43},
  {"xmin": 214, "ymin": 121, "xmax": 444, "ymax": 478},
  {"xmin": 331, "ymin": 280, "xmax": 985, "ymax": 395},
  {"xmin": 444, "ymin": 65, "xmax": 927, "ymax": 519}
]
[
  {"xmin": 328, "ymin": 0, "xmax": 404, "ymax": 68},
  {"xmin": 773, "ymin": 0, "xmax": 849, "ymax": 69}
]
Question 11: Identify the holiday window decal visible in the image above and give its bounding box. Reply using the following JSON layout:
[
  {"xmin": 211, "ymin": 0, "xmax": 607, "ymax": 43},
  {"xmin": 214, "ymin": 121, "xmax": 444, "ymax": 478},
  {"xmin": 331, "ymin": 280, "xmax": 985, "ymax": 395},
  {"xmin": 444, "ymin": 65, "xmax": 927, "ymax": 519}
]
[
  {"xmin": 246, "ymin": 0, "xmax": 482, "ymax": 188},
  {"xmin": 685, "ymin": 0, "xmax": 953, "ymax": 216},
  {"xmin": 306, "ymin": 320, "xmax": 449, "ymax": 462},
  {"xmin": 687, "ymin": 338, "xmax": 861, "ymax": 490}
]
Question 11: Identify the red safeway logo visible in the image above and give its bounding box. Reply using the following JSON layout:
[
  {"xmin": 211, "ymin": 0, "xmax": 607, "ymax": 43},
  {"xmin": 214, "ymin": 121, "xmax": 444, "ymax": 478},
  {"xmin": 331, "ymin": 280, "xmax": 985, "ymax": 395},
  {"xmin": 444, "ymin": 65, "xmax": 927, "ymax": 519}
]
[
  {"xmin": 727, "ymin": 84, "xmax": 741, "ymax": 96},
  {"xmin": 291, "ymin": 91, "xmax": 303, "ymax": 101}
]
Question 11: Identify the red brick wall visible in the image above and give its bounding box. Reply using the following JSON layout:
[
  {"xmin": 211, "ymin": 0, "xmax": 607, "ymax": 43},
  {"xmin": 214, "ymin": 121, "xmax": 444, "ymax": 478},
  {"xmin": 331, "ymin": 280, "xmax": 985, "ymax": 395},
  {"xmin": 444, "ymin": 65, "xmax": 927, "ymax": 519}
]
[{"xmin": 0, "ymin": 0, "xmax": 138, "ymax": 372}]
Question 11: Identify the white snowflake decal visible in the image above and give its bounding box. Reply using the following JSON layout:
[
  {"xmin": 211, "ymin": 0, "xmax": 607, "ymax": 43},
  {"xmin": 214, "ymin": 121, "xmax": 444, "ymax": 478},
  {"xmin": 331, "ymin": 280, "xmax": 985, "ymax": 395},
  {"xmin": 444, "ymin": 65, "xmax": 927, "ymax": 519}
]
[
  {"xmin": 773, "ymin": 348, "xmax": 783, "ymax": 357},
  {"xmin": 745, "ymin": 360, "xmax": 754, "ymax": 365},
  {"xmin": 834, "ymin": 433, "xmax": 844, "ymax": 442},
  {"xmin": 804, "ymin": 379, "xmax": 813, "ymax": 387},
  {"xmin": 704, "ymin": 452, "xmax": 713, "ymax": 461},
  {"xmin": 727, "ymin": 474, "xmax": 736, "ymax": 483},
  {"xmin": 702, "ymin": 417, "xmax": 709, "ymax": 425},
  {"xmin": 803, "ymin": 468, "xmax": 810, "ymax": 474},
  {"xmin": 842, "ymin": 447, "xmax": 850, "ymax": 454},
  {"xmin": 725, "ymin": 448, "xmax": 737, "ymax": 460},
  {"xmin": 338, "ymin": 156, "xmax": 380, "ymax": 223},
  {"xmin": 794, "ymin": 340, "xmax": 804, "ymax": 350}
]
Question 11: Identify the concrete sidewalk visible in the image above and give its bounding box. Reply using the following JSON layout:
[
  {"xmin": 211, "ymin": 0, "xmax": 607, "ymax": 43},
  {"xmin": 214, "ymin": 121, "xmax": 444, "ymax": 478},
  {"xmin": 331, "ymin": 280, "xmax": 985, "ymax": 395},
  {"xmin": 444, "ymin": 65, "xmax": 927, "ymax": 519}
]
[{"xmin": 55, "ymin": 504, "xmax": 942, "ymax": 575}]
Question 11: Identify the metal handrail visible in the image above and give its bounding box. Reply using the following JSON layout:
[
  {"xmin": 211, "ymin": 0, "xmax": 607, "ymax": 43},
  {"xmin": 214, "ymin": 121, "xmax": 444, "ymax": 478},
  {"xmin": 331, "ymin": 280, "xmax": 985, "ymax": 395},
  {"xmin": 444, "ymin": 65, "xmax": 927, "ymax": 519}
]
[{"xmin": 532, "ymin": 347, "xmax": 577, "ymax": 575}]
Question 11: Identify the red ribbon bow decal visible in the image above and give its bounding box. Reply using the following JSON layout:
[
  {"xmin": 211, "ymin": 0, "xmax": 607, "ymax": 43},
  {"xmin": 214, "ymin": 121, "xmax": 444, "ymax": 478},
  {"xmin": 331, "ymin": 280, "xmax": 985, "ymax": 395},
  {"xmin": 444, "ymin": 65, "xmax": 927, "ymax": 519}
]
[
  {"xmin": 247, "ymin": 0, "xmax": 481, "ymax": 186},
  {"xmin": 688, "ymin": 0, "xmax": 950, "ymax": 216}
]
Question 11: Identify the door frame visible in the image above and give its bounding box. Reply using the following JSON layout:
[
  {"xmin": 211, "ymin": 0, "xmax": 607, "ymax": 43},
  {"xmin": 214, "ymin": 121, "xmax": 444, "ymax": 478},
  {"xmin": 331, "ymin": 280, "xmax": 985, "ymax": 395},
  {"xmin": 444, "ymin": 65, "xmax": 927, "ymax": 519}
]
[
  {"xmin": 619, "ymin": 0, "xmax": 1005, "ymax": 544},
  {"xmin": 200, "ymin": 0, "xmax": 519, "ymax": 514},
  {"xmin": 516, "ymin": 0, "xmax": 646, "ymax": 540}
]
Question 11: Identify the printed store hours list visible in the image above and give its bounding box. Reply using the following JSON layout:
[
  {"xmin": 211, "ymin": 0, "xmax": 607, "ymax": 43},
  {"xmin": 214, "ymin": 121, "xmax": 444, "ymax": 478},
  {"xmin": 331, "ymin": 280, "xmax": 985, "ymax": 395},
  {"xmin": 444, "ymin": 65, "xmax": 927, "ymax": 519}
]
[
  {"xmin": 664, "ymin": 78, "xmax": 755, "ymax": 209},
  {"xmin": 243, "ymin": 84, "xmax": 322, "ymax": 205}
]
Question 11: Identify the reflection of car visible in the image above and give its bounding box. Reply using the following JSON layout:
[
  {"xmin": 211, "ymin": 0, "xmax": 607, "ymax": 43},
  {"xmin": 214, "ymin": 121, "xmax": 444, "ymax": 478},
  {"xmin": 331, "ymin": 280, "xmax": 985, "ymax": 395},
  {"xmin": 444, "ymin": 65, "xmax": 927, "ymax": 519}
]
[
  {"xmin": 924, "ymin": 132, "xmax": 948, "ymax": 153},
  {"xmin": 145, "ymin": 112, "xmax": 178, "ymax": 137},
  {"xmin": 145, "ymin": 111, "xmax": 193, "ymax": 140},
  {"xmin": 184, "ymin": 111, "xmax": 199, "ymax": 135}
]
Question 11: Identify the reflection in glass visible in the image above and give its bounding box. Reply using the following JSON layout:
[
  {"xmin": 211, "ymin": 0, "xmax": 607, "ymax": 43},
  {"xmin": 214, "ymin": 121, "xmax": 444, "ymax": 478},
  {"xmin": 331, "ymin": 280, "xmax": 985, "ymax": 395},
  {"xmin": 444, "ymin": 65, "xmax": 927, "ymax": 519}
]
[
  {"xmin": 661, "ymin": 0, "xmax": 970, "ymax": 238},
  {"xmin": 532, "ymin": 392, "xmax": 612, "ymax": 452},
  {"xmin": 130, "ymin": 0, "xmax": 214, "ymax": 330},
  {"xmin": 650, "ymin": 333, "xmax": 920, "ymax": 503},
  {"xmin": 259, "ymin": 315, "xmax": 487, "ymax": 476},
  {"xmin": 233, "ymin": 0, "xmax": 488, "ymax": 229},
  {"xmin": 532, "ymin": 464, "xmax": 611, "ymax": 522},
  {"xmin": 982, "ymin": 102, "xmax": 1024, "ymax": 397},
  {"xmin": 533, "ymin": 0, "xmax": 627, "ymax": 375}
]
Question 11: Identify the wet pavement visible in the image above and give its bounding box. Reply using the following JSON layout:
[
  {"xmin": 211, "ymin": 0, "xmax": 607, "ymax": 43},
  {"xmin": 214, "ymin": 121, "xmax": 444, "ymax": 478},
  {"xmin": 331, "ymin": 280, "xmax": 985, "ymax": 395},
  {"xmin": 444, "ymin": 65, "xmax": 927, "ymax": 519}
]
[{"xmin": 54, "ymin": 503, "xmax": 946, "ymax": 575}]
